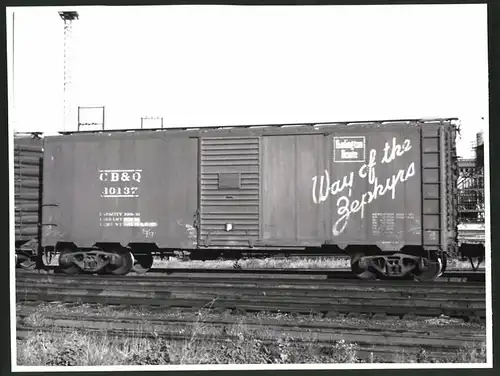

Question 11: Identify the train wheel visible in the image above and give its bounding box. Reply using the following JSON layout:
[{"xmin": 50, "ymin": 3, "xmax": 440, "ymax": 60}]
[
  {"xmin": 411, "ymin": 254, "xmax": 442, "ymax": 281},
  {"xmin": 108, "ymin": 248, "xmax": 134, "ymax": 275},
  {"xmin": 467, "ymin": 256, "xmax": 485, "ymax": 271},
  {"xmin": 350, "ymin": 253, "xmax": 377, "ymax": 280},
  {"xmin": 437, "ymin": 253, "xmax": 447, "ymax": 277},
  {"xmin": 58, "ymin": 248, "xmax": 81, "ymax": 275},
  {"xmin": 41, "ymin": 249, "xmax": 55, "ymax": 267},
  {"xmin": 132, "ymin": 253, "xmax": 154, "ymax": 274}
]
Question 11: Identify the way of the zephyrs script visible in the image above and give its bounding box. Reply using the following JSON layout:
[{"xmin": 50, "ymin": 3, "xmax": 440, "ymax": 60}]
[{"xmin": 311, "ymin": 137, "xmax": 416, "ymax": 236}]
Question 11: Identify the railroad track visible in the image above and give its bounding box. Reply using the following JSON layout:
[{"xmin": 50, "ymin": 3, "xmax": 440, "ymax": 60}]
[
  {"xmin": 15, "ymin": 271, "xmax": 486, "ymax": 319},
  {"xmin": 16, "ymin": 305, "xmax": 486, "ymax": 363},
  {"xmin": 21, "ymin": 266, "xmax": 486, "ymax": 282},
  {"xmin": 148, "ymin": 268, "xmax": 486, "ymax": 283}
]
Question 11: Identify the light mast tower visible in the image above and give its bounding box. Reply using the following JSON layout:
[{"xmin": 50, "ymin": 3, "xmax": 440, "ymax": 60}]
[{"xmin": 59, "ymin": 11, "xmax": 79, "ymax": 132}]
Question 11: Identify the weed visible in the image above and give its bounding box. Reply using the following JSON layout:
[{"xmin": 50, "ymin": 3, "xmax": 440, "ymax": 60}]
[
  {"xmin": 452, "ymin": 342, "xmax": 487, "ymax": 363},
  {"xmin": 42, "ymin": 255, "xmax": 480, "ymax": 271},
  {"xmin": 153, "ymin": 256, "xmax": 478, "ymax": 270},
  {"xmin": 16, "ymin": 302, "xmax": 487, "ymax": 366}
]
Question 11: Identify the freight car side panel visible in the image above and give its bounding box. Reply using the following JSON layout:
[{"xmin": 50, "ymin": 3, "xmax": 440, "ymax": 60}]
[
  {"xmin": 42, "ymin": 134, "xmax": 198, "ymax": 248},
  {"xmin": 261, "ymin": 128, "xmax": 423, "ymax": 249},
  {"xmin": 261, "ymin": 135, "xmax": 327, "ymax": 245},
  {"xmin": 324, "ymin": 129, "xmax": 422, "ymax": 249}
]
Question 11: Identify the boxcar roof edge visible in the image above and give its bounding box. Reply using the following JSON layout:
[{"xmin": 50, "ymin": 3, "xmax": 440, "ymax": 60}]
[{"xmin": 42, "ymin": 117, "xmax": 460, "ymax": 142}]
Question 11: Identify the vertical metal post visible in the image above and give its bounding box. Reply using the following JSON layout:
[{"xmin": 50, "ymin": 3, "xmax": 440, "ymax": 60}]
[
  {"xmin": 12, "ymin": 11, "xmax": 16, "ymax": 130},
  {"xmin": 12, "ymin": 12, "xmax": 15, "ymax": 114},
  {"xmin": 59, "ymin": 11, "xmax": 79, "ymax": 132}
]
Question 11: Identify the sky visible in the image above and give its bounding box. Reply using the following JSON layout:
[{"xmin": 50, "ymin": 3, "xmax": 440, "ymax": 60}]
[{"xmin": 6, "ymin": 4, "xmax": 488, "ymax": 158}]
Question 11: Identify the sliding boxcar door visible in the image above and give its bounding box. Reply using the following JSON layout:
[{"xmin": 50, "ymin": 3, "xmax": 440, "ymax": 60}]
[{"xmin": 199, "ymin": 136, "xmax": 261, "ymax": 248}]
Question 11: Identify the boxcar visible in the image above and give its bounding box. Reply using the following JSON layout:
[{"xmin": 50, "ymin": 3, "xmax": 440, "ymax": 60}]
[
  {"xmin": 458, "ymin": 223, "xmax": 485, "ymax": 270},
  {"xmin": 456, "ymin": 155, "xmax": 485, "ymax": 270},
  {"xmin": 14, "ymin": 133, "xmax": 44, "ymax": 269},
  {"xmin": 41, "ymin": 118, "xmax": 459, "ymax": 280}
]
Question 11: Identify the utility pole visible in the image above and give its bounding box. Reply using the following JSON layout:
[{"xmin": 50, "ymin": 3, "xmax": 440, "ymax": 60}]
[
  {"xmin": 59, "ymin": 11, "xmax": 79, "ymax": 132},
  {"xmin": 12, "ymin": 11, "xmax": 16, "ymax": 131}
]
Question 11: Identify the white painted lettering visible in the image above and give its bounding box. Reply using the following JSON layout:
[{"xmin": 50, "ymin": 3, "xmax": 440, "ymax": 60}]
[
  {"xmin": 98, "ymin": 169, "xmax": 142, "ymax": 198},
  {"xmin": 341, "ymin": 150, "xmax": 358, "ymax": 159},
  {"xmin": 313, "ymin": 137, "xmax": 417, "ymax": 237},
  {"xmin": 358, "ymin": 149, "xmax": 377, "ymax": 184},
  {"xmin": 312, "ymin": 170, "xmax": 353, "ymax": 204},
  {"xmin": 381, "ymin": 137, "xmax": 412, "ymax": 164},
  {"xmin": 132, "ymin": 171, "xmax": 142, "ymax": 182},
  {"xmin": 336, "ymin": 139, "xmax": 364, "ymax": 150}
]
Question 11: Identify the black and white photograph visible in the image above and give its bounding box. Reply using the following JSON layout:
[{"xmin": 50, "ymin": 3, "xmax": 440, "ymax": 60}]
[{"xmin": 8, "ymin": 3, "xmax": 492, "ymax": 371}]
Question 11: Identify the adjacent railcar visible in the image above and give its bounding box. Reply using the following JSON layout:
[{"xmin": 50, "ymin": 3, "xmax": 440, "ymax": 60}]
[
  {"xmin": 41, "ymin": 118, "xmax": 459, "ymax": 280},
  {"xmin": 14, "ymin": 133, "xmax": 44, "ymax": 269},
  {"xmin": 456, "ymin": 144, "xmax": 485, "ymax": 270},
  {"xmin": 458, "ymin": 223, "xmax": 485, "ymax": 270}
]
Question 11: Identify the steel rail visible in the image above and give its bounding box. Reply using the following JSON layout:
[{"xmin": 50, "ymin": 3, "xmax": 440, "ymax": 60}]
[
  {"xmin": 16, "ymin": 308, "xmax": 486, "ymax": 338},
  {"xmin": 15, "ymin": 274, "xmax": 486, "ymax": 295},
  {"xmin": 16, "ymin": 267, "xmax": 486, "ymax": 283},
  {"xmin": 15, "ymin": 275, "xmax": 486, "ymax": 320}
]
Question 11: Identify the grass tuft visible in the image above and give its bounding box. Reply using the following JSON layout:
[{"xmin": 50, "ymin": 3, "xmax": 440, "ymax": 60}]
[
  {"xmin": 44, "ymin": 253, "xmax": 481, "ymax": 271},
  {"xmin": 16, "ymin": 302, "xmax": 487, "ymax": 366},
  {"xmin": 153, "ymin": 256, "xmax": 479, "ymax": 270},
  {"xmin": 453, "ymin": 342, "xmax": 487, "ymax": 363}
]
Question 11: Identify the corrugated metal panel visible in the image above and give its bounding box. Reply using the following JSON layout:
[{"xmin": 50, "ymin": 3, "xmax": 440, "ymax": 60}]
[
  {"xmin": 199, "ymin": 137, "xmax": 260, "ymax": 247},
  {"xmin": 457, "ymin": 224, "xmax": 485, "ymax": 244},
  {"xmin": 14, "ymin": 135, "xmax": 43, "ymax": 244}
]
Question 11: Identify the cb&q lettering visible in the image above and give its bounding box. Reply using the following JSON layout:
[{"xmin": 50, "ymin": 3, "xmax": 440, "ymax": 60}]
[{"xmin": 99, "ymin": 169, "xmax": 142, "ymax": 198}]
